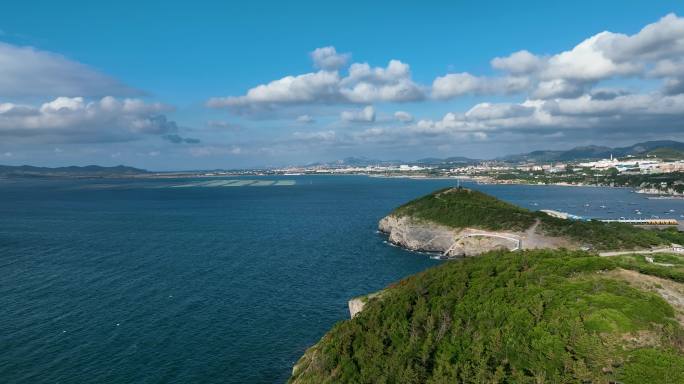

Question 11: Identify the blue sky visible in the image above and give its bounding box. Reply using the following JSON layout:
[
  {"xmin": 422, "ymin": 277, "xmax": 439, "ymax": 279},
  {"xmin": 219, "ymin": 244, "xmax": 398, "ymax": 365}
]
[{"xmin": 1, "ymin": 1, "xmax": 684, "ymax": 170}]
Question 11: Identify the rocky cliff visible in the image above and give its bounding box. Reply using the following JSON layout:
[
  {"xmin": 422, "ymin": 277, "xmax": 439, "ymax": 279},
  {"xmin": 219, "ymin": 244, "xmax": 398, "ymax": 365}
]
[{"xmin": 379, "ymin": 214, "xmax": 578, "ymax": 258}]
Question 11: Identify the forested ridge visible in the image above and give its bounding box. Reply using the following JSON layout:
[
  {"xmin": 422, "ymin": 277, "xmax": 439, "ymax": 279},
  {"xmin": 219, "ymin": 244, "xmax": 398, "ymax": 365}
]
[{"xmin": 290, "ymin": 250, "xmax": 684, "ymax": 383}]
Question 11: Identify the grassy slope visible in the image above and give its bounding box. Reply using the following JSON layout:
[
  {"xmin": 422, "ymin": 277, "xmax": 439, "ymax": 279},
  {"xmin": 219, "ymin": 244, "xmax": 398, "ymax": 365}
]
[
  {"xmin": 289, "ymin": 250, "xmax": 684, "ymax": 384},
  {"xmin": 391, "ymin": 187, "xmax": 684, "ymax": 250}
]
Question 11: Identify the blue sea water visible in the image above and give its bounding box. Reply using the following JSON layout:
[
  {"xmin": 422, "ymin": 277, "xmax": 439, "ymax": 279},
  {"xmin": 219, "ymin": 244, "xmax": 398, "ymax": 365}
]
[{"xmin": 2, "ymin": 175, "xmax": 684, "ymax": 383}]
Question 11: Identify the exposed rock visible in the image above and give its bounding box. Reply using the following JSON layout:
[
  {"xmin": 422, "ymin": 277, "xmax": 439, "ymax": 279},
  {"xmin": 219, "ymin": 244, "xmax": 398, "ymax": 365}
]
[
  {"xmin": 379, "ymin": 215, "xmax": 578, "ymax": 258},
  {"xmin": 378, "ymin": 215, "xmax": 455, "ymax": 254},
  {"xmin": 348, "ymin": 298, "xmax": 365, "ymax": 318},
  {"xmin": 347, "ymin": 291, "xmax": 383, "ymax": 318}
]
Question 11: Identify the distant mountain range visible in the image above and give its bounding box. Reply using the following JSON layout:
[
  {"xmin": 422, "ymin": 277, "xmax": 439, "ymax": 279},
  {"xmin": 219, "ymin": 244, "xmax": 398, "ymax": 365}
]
[
  {"xmin": 2, "ymin": 141, "xmax": 683, "ymax": 176},
  {"xmin": 317, "ymin": 141, "xmax": 684, "ymax": 167},
  {"xmin": 0, "ymin": 165, "xmax": 148, "ymax": 178},
  {"xmin": 499, "ymin": 140, "xmax": 684, "ymax": 163}
]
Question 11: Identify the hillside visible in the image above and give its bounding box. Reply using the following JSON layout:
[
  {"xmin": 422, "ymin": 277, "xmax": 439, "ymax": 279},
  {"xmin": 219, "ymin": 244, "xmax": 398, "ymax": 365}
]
[
  {"xmin": 384, "ymin": 187, "xmax": 683, "ymax": 253},
  {"xmin": 647, "ymin": 147, "xmax": 684, "ymax": 160},
  {"xmin": 0, "ymin": 165, "xmax": 148, "ymax": 178},
  {"xmin": 500, "ymin": 140, "xmax": 684, "ymax": 163},
  {"xmin": 289, "ymin": 250, "xmax": 684, "ymax": 383}
]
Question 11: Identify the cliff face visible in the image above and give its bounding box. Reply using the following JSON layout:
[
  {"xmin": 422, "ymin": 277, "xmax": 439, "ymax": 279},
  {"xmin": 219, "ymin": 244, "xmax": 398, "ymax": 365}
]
[
  {"xmin": 347, "ymin": 298, "xmax": 366, "ymax": 318},
  {"xmin": 379, "ymin": 214, "xmax": 578, "ymax": 258},
  {"xmin": 378, "ymin": 215, "xmax": 455, "ymax": 254}
]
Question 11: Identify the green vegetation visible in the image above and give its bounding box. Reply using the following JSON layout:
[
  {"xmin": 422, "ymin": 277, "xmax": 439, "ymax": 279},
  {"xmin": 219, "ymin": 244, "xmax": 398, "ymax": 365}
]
[
  {"xmin": 539, "ymin": 218, "xmax": 684, "ymax": 250},
  {"xmin": 391, "ymin": 187, "xmax": 684, "ymax": 250},
  {"xmin": 612, "ymin": 253, "xmax": 684, "ymax": 283},
  {"xmin": 648, "ymin": 147, "xmax": 684, "ymax": 160},
  {"xmin": 0, "ymin": 164, "xmax": 147, "ymax": 178},
  {"xmin": 484, "ymin": 166, "xmax": 684, "ymax": 194},
  {"xmin": 290, "ymin": 250, "xmax": 684, "ymax": 384},
  {"xmin": 610, "ymin": 172, "xmax": 684, "ymax": 194},
  {"xmin": 392, "ymin": 187, "xmax": 536, "ymax": 231}
]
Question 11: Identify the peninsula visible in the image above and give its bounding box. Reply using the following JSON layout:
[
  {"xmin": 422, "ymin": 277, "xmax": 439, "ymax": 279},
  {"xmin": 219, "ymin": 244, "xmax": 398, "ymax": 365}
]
[
  {"xmin": 379, "ymin": 187, "xmax": 683, "ymax": 257},
  {"xmin": 289, "ymin": 188, "xmax": 684, "ymax": 383}
]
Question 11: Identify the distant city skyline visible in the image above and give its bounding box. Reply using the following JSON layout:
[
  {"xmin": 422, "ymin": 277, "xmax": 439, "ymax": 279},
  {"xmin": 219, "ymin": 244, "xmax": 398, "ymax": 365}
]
[{"xmin": 2, "ymin": 1, "xmax": 684, "ymax": 170}]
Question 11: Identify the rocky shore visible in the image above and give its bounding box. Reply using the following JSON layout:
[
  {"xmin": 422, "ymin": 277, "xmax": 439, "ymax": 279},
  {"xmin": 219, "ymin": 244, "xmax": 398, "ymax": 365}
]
[{"xmin": 378, "ymin": 214, "xmax": 578, "ymax": 258}]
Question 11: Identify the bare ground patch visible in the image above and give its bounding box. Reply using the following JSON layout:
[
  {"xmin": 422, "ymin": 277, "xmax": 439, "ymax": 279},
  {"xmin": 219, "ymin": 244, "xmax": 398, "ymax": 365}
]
[{"xmin": 607, "ymin": 268, "xmax": 684, "ymax": 327}]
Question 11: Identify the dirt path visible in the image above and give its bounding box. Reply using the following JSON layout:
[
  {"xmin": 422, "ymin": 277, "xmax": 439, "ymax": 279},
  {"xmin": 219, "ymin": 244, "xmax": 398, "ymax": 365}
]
[
  {"xmin": 599, "ymin": 248, "xmax": 675, "ymax": 257},
  {"xmin": 522, "ymin": 219, "xmax": 578, "ymax": 250}
]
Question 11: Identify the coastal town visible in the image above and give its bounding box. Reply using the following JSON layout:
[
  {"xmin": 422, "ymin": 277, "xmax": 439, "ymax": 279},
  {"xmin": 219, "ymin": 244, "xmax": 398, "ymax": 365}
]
[{"xmin": 262, "ymin": 152, "xmax": 684, "ymax": 196}]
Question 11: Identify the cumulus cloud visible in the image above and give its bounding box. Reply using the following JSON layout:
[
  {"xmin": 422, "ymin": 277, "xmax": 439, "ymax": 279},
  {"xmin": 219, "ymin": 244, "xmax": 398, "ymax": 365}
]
[
  {"xmin": 341, "ymin": 106, "xmax": 375, "ymax": 122},
  {"xmin": 491, "ymin": 50, "xmax": 544, "ymax": 74},
  {"xmin": 394, "ymin": 111, "xmax": 413, "ymax": 122},
  {"xmin": 602, "ymin": 13, "xmax": 684, "ymax": 62},
  {"xmin": 340, "ymin": 60, "xmax": 424, "ymax": 103},
  {"xmin": 531, "ymin": 79, "xmax": 586, "ymax": 99},
  {"xmin": 465, "ymin": 103, "xmax": 535, "ymax": 120},
  {"xmin": 431, "ymin": 13, "xmax": 684, "ymax": 100},
  {"xmin": 405, "ymin": 91, "xmax": 684, "ymax": 141},
  {"xmin": 310, "ymin": 46, "xmax": 350, "ymax": 70},
  {"xmin": 207, "ymin": 52, "xmax": 423, "ymax": 114},
  {"xmin": 0, "ymin": 42, "xmax": 138, "ymax": 98},
  {"xmin": 201, "ymin": 15, "xmax": 684, "ymax": 155},
  {"xmin": 0, "ymin": 96, "xmax": 185, "ymax": 143},
  {"xmin": 207, "ymin": 70, "xmax": 343, "ymax": 111},
  {"xmin": 431, "ymin": 73, "xmax": 529, "ymax": 99}
]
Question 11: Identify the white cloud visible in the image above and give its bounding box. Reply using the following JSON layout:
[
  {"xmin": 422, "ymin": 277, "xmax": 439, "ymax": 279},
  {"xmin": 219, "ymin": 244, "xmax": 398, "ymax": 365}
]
[
  {"xmin": 406, "ymin": 91, "xmax": 684, "ymax": 141},
  {"xmin": 532, "ymin": 79, "xmax": 585, "ymax": 99},
  {"xmin": 310, "ymin": 46, "xmax": 350, "ymax": 70},
  {"xmin": 431, "ymin": 73, "xmax": 529, "ymax": 99},
  {"xmin": 0, "ymin": 96, "xmax": 182, "ymax": 143},
  {"xmin": 296, "ymin": 114, "xmax": 315, "ymax": 123},
  {"xmin": 341, "ymin": 106, "xmax": 375, "ymax": 122},
  {"xmin": 491, "ymin": 50, "xmax": 544, "ymax": 74},
  {"xmin": 602, "ymin": 13, "xmax": 684, "ymax": 62},
  {"xmin": 207, "ymin": 71, "xmax": 342, "ymax": 111},
  {"xmin": 540, "ymin": 32, "xmax": 639, "ymax": 82},
  {"xmin": 432, "ymin": 13, "xmax": 684, "ymax": 100},
  {"xmin": 431, "ymin": 73, "xmax": 482, "ymax": 99},
  {"xmin": 340, "ymin": 60, "xmax": 424, "ymax": 103},
  {"xmin": 465, "ymin": 103, "xmax": 534, "ymax": 120},
  {"xmin": 0, "ymin": 42, "xmax": 137, "ymax": 98},
  {"xmin": 208, "ymin": 59, "xmax": 423, "ymax": 114},
  {"xmin": 394, "ymin": 111, "xmax": 413, "ymax": 122},
  {"xmin": 204, "ymin": 14, "xmax": 684, "ymax": 154},
  {"xmin": 348, "ymin": 60, "xmax": 421, "ymax": 102}
]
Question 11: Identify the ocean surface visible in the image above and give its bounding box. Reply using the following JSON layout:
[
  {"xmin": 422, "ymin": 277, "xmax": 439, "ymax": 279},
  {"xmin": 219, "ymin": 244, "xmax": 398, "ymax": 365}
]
[{"xmin": 2, "ymin": 175, "xmax": 684, "ymax": 383}]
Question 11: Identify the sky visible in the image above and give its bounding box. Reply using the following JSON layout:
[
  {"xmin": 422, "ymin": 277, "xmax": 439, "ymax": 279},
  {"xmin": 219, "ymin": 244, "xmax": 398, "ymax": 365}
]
[{"xmin": 1, "ymin": 0, "xmax": 684, "ymax": 170}]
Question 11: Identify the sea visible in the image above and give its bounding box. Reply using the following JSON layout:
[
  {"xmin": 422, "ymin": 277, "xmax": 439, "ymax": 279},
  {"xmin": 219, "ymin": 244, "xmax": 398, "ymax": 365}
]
[{"xmin": 2, "ymin": 175, "xmax": 684, "ymax": 383}]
